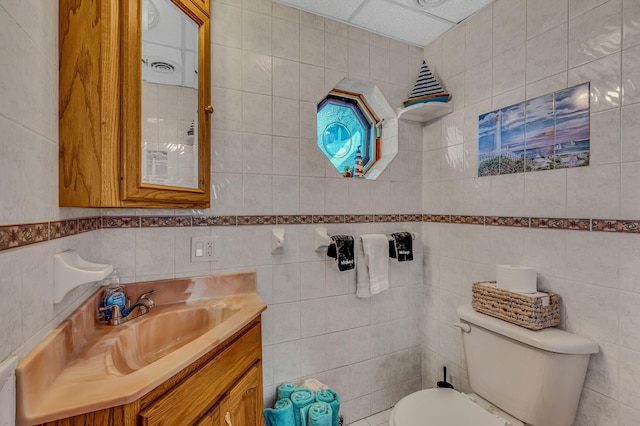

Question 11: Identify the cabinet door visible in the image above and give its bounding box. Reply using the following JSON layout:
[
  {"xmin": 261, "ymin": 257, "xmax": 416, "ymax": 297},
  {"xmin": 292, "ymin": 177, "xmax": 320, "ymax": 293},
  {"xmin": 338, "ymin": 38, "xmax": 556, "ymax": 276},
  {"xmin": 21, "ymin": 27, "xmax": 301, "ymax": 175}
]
[
  {"xmin": 59, "ymin": 0, "xmax": 211, "ymax": 208},
  {"xmin": 195, "ymin": 403, "xmax": 221, "ymax": 426},
  {"xmin": 221, "ymin": 363, "xmax": 263, "ymax": 426},
  {"xmin": 120, "ymin": 0, "xmax": 211, "ymax": 207}
]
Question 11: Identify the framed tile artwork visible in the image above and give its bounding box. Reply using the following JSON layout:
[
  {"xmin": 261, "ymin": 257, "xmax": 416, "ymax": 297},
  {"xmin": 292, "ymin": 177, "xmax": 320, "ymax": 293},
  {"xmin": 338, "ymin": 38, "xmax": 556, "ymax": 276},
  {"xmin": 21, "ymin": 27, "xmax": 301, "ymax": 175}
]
[{"xmin": 478, "ymin": 82, "xmax": 590, "ymax": 177}]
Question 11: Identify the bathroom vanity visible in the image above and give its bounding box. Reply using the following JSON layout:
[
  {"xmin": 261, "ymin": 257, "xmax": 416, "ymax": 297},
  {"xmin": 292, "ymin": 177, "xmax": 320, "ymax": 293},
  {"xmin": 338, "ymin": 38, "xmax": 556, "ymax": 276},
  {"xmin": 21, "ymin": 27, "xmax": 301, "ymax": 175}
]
[{"xmin": 16, "ymin": 272, "xmax": 266, "ymax": 426}]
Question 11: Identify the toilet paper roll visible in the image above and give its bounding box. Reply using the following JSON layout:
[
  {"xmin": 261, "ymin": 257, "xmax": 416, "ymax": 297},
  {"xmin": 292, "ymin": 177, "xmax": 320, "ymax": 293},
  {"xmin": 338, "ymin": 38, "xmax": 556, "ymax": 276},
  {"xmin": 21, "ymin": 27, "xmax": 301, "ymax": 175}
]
[{"xmin": 496, "ymin": 265, "xmax": 537, "ymax": 293}]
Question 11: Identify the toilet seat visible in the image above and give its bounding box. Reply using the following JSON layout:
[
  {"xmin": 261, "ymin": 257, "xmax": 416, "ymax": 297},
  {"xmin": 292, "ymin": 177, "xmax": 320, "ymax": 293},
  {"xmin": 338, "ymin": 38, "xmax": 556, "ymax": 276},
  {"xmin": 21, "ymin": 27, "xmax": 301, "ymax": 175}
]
[{"xmin": 389, "ymin": 388, "xmax": 514, "ymax": 426}]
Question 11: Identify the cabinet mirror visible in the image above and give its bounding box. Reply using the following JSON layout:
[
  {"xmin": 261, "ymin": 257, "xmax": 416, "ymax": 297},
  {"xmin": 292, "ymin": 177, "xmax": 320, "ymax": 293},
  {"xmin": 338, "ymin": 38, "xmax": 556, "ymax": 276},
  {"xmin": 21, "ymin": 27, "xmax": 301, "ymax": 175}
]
[
  {"xmin": 141, "ymin": 0, "xmax": 199, "ymax": 188},
  {"xmin": 59, "ymin": 0, "xmax": 211, "ymax": 208},
  {"xmin": 121, "ymin": 0, "xmax": 211, "ymax": 205}
]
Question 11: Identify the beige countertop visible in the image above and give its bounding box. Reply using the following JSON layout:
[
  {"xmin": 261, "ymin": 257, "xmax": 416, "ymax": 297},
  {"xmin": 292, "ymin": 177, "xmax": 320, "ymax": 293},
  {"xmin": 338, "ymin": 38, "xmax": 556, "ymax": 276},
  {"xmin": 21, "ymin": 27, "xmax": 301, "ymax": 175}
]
[{"xmin": 16, "ymin": 271, "xmax": 267, "ymax": 425}]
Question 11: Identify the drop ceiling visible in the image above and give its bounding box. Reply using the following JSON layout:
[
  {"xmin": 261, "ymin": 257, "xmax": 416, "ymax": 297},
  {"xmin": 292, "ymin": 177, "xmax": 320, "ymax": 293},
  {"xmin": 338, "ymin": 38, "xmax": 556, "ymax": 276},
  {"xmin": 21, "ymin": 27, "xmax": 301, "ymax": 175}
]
[{"xmin": 272, "ymin": 0, "xmax": 494, "ymax": 47}]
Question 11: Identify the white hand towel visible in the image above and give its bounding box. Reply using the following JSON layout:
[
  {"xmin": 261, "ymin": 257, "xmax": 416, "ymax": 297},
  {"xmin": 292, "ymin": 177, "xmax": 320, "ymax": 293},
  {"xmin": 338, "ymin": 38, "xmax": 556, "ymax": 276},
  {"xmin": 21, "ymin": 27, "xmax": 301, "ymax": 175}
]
[
  {"xmin": 355, "ymin": 239, "xmax": 371, "ymax": 298},
  {"xmin": 356, "ymin": 234, "xmax": 389, "ymax": 298}
]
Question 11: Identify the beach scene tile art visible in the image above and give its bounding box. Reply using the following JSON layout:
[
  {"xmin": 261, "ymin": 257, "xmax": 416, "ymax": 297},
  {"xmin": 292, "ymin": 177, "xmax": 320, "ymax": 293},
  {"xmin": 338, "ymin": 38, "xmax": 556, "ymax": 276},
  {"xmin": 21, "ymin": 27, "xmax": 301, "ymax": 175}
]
[{"xmin": 478, "ymin": 82, "xmax": 590, "ymax": 177}]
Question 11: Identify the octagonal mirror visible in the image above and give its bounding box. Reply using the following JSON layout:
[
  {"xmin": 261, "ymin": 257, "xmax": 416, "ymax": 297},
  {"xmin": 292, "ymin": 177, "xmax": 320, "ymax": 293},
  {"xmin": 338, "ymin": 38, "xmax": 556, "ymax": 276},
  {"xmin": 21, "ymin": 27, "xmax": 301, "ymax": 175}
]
[{"xmin": 317, "ymin": 79, "xmax": 398, "ymax": 179}]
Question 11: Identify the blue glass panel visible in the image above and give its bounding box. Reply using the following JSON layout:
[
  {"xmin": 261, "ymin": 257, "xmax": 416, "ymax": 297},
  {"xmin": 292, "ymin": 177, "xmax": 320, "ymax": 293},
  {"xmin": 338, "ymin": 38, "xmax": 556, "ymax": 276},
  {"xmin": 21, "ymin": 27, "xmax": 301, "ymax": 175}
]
[
  {"xmin": 317, "ymin": 96, "xmax": 375, "ymax": 176},
  {"xmin": 323, "ymin": 122, "xmax": 352, "ymax": 158}
]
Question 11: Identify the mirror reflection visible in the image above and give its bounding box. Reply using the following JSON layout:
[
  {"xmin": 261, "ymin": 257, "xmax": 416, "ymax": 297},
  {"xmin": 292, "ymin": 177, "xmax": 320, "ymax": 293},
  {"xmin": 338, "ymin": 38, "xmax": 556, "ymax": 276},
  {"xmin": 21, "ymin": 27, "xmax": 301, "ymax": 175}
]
[{"xmin": 141, "ymin": 0, "xmax": 199, "ymax": 188}]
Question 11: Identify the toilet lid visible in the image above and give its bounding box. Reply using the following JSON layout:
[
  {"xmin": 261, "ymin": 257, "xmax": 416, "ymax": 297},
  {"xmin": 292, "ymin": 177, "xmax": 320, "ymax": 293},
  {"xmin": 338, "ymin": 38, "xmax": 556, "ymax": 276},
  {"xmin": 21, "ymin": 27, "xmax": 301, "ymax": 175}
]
[{"xmin": 390, "ymin": 388, "xmax": 511, "ymax": 426}]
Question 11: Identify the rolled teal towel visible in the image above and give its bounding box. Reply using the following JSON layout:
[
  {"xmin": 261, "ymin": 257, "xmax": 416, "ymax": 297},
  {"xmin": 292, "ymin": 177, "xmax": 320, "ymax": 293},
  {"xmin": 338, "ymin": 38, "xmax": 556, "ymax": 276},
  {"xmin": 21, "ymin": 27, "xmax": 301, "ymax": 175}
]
[
  {"xmin": 315, "ymin": 389, "xmax": 340, "ymax": 426},
  {"xmin": 264, "ymin": 398, "xmax": 295, "ymax": 426},
  {"xmin": 290, "ymin": 388, "xmax": 315, "ymax": 426},
  {"xmin": 278, "ymin": 383, "xmax": 297, "ymax": 400},
  {"xmin": 300, "ymin": 404, "xmax": 311, "ymax": 426},
  {"xmin": 306, "ymin": 402, "xmax": 332, "ymax": 426}
]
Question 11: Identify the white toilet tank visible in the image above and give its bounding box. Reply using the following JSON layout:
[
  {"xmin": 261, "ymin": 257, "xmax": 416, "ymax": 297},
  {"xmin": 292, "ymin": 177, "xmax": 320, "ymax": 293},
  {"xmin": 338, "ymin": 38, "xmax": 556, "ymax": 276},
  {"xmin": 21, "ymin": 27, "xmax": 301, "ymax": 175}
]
[{"xmin": 457, "ymin": 304, "xmax": 599, "ymax": 426}]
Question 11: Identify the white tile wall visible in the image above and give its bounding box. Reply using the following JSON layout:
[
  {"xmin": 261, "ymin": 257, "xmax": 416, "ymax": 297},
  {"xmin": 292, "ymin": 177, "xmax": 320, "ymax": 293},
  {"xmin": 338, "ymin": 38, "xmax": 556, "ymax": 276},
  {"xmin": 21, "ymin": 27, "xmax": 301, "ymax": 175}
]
[
  {"xmin": 0, "ymin": 0, "xmax": 108, "ymax": 419},
  {"xmin": 423, "ymin": 1, "xmax": 640, "ymax": 425},
  {"xmin": 188, "ymin": 3, "xmax": 427, "ymax": 422},
  {"xmin": 5, "ymin": 0, "xmax": 640, "ymax": 424},
  {"xmin": 0, "ymin": 0, "xmax": 424, "ymax": 423}
]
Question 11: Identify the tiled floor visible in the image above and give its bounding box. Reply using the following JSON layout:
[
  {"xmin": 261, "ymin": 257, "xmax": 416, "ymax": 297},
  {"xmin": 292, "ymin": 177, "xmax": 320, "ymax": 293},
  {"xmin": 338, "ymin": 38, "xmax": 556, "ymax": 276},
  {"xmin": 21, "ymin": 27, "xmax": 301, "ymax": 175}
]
[{"xmin": 347, "ymin": 408, "xmax": 392, "ymax": 426}]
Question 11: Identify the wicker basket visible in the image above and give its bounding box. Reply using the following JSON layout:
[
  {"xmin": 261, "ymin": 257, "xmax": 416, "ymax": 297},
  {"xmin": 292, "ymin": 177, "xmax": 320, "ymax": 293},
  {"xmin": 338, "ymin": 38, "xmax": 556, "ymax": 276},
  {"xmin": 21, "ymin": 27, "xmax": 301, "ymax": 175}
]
[{"xmin": 471, "ymin": 281, "xmax": 560, "ymax": 330}]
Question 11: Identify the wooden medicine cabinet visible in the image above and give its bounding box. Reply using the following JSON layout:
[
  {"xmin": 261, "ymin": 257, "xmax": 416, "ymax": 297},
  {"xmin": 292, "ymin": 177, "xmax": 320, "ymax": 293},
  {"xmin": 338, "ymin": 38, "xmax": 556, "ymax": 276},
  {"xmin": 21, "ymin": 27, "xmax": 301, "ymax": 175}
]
[{"xmin": 59, "ymin": 0, "xmax": 211, "ymax": 208}]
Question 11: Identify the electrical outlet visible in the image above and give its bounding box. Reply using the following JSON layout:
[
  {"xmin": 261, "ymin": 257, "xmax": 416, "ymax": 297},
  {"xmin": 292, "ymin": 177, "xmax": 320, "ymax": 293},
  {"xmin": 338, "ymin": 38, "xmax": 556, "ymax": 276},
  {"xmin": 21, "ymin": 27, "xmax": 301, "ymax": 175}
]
[{"xmin": 191, "ymin": 236, "xmax": 216, "ymax": 262}]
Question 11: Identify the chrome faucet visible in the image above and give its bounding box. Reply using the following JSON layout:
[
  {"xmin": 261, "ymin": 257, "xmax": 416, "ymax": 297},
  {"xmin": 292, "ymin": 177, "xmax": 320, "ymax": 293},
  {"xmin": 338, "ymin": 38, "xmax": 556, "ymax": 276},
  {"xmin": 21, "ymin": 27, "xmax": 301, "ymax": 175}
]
[
  {"xmin": 99, "ymin": 290, "xmax": 155, "ymax": 326},
  {"xmin": 99, "ymin": 303, "xmax": 125, "ymax": 326},
  {"xmin": 123, "ymin": 290, "xmax": 155, "ymax": 317}
]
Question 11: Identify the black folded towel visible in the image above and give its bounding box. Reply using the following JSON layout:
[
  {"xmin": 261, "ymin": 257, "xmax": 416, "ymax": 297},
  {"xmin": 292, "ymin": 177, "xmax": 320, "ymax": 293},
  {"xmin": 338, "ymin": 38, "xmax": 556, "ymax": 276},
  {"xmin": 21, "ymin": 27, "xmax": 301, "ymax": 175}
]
[
  {"xmin": 327, "ymin": 235, "xmax": 355, "ymax": 271},
  {"xmin": 389, "ymin": 232, "xmax": 413, "ymax": 262}
]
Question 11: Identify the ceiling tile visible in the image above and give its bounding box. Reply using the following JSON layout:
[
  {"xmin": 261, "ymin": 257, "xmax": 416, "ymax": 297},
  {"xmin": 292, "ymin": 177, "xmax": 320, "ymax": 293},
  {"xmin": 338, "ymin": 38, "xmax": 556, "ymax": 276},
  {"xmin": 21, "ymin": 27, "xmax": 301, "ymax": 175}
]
[
  {"xmin": 352, "ymin": 0, "xmax": 453, "ymax": 46},
  {"xmin": 392, "ymin": 0, "xmax": 495, "ymax": 23},
  {"xmin": 272, "ymin": 0, "xmax": 365, "ymax": 22},
  {"xmin": 272, "ymin": 0, "xmax": 494, "ymax": 47}
]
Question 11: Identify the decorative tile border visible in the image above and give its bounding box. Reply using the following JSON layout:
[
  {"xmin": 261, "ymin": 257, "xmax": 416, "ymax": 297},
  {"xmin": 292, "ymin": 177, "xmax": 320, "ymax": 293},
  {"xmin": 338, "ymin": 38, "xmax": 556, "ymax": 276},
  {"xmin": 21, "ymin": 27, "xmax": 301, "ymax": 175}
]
[
  {"xmin": 237, "ymin": 215, "xmax": 278, "ymax": 225},
  {"xmin": 312, "ymin": 215, "xmax": 345, "ymax": 224},
  {"xmin": 276, "ymin": 215, "xmax": 313, "ymax": 224},
  {"xmin": 4, "ymin": 212, "xmax": 640, "ymax": 253},
  {"xmin": 49, "ymin": 219, "xmax": 78, "ymax": 240},
  {"xmin": 79, "ymin": 217, "xmax": 101, "ymax": 233},
  {"xmin": 0, "ymin": 222, "xmax": 51, "ymax": 251},
  {"xmin": 593, "ymin": 219, "xmax": 640, "ymax": 233},
  {"xmin": 2, "ymin": 217, "xmax": 104, "ymax": 249},
  {"xmin": 399, "ymin": 214, "xmax": 422, "ymax": 222},
  {"xmin": 102, "ymin": 216, "xmax": 140, "ymax": 228},
  {"xmin": 193, "ymin": 216, "xmax": 236, "ymax": 226},
  {"xmin": 531, "ymin": 217, "xmax": 590, "ymax": 231},
  {"xmin": 346, "ymin": 215, "xmax": 374, "ymax": 223},
  {"xmin": 451, "ymin": 215, "xmax": 485, "ymax": 225},
  {"xmin": 486, "ymin": 216, "xmax": 530, "ymax": 227},
  {"xmin": 375, "ymin": 214, "xmax": 399, "ymax": 222},
  {"xmin": 140, "ymin": 216, "xmax": 192, "ymax": 227},
  {"xmin": 424, "ymin": 214, "xmax": 451, "ymax": 223}
]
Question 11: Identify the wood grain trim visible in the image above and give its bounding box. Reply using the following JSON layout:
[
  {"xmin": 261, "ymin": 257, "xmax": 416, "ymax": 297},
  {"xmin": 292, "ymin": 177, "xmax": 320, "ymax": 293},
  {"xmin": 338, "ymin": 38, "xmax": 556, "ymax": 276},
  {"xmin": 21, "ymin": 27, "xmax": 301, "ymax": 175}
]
[{"xmin": 58, "ymin": 0, "xmax": 121, "ymax": 207}]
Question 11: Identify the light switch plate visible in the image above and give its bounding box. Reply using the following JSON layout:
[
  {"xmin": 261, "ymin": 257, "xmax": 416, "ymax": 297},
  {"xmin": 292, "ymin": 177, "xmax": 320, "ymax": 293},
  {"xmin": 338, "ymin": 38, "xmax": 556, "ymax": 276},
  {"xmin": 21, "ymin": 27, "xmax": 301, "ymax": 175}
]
[{"xmin": 191, "ymin": 236, "xmax": 216, "ymax": 262}]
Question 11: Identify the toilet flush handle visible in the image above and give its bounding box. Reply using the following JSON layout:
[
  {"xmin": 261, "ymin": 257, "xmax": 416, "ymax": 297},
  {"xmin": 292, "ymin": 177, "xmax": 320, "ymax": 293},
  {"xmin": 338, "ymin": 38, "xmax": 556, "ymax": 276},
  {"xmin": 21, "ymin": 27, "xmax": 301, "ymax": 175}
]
[{"xmin": 453, "ymin": 322, "xmax": 471, "ymax": 333}]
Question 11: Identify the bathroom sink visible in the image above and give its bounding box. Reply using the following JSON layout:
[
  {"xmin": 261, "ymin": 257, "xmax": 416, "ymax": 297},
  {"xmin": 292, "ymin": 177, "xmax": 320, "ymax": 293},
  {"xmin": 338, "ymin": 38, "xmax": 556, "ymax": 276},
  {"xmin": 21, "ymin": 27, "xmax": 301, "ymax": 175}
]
[
  {"xmin": 16, "ymin": 272, "xmax": 267, "ymax": 425},
  {"xmin": 108, "ymin": 303, "xmax": 239, "ymax": 374}
]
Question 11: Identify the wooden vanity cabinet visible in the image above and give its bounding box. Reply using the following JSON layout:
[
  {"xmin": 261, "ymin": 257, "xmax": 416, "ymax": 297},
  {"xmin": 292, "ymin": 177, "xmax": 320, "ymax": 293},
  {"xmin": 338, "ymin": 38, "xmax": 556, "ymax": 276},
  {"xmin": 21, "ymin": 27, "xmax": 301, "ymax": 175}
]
[
  {"xmin": 194, "ymin": 404, "xmax": 221, "ymax": 426},
  {"xmin": 59, "ymin": 0, "xmax": 211, "ymax": 208},
  {"xmin": 195, "ymin": 364, "xmax": 262, "ymax": 426},
  {"xmin": 39, "ymin": 318, "xmax": 263, "ymax": 426},
  {"xmin": 220, "ymin": 363, "xmax": 263, "ymax": 426}
]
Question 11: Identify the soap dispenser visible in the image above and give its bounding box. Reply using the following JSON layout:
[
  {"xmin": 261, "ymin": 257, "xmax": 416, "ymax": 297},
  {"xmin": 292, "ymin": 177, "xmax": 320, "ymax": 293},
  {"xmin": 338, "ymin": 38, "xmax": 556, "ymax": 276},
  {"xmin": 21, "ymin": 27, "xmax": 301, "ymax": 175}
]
[{"xmin": 100, "ymin": 272, "xmax": 125, "ymax": 321}]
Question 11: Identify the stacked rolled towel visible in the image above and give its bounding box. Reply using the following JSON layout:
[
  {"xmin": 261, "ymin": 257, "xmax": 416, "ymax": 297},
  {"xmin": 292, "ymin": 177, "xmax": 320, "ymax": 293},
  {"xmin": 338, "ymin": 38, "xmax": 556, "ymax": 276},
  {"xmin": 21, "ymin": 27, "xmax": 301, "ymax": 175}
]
[
  {"xmin": 264, "ymin": 398, "xmax": 295, "ymax": 426},
  {"xmin": 315, "ymin": 389, "xmax": 340, "ymax": 426},
  {"xmin": 278, "ymin": 382, "xmax": 297, "ymax": 400},
  {"xmin": 291, "ymin": 387, "xmax": 315, "ymax": 426},
  {"xmin": 302, "ymin": 378, "xmax": 329, "ymax": 393},
  {"xmin": 305, "ymin": 402, "xmax": 333, "ymax": 426}
]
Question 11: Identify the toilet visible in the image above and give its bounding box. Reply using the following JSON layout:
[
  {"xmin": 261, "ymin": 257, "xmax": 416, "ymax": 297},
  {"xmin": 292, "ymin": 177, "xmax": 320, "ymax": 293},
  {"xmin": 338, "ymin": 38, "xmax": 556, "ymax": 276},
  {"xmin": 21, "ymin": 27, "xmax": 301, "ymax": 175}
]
[{"xmin": 390, "ymin": 304, "xmax": 599, "ymax": 426}]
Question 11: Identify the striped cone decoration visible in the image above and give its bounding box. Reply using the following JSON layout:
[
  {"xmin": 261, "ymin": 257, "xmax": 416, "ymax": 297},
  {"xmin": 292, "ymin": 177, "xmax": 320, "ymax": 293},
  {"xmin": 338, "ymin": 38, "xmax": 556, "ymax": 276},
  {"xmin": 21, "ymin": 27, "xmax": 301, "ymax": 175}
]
[{"xmin": 403, "ymin": 60, "xmax": 451, "ymax": 107}]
